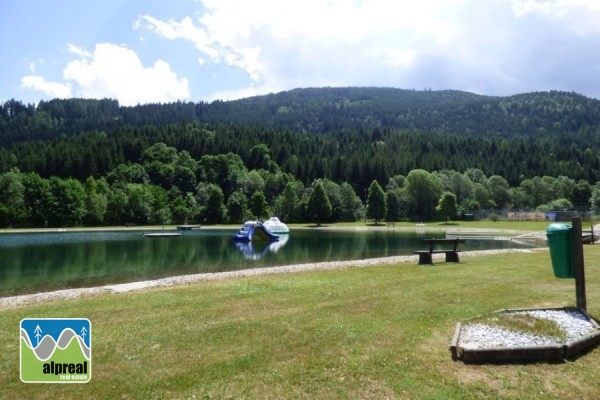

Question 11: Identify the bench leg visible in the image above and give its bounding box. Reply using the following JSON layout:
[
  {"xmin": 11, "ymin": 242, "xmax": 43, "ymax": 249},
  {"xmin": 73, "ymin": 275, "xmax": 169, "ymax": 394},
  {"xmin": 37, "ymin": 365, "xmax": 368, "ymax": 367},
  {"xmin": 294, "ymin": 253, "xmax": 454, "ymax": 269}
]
[
  {"xmin": 418, "ymin": 253, "xmax": 433, "ymax": 265},
  {"xmin": 445, "ymin": 252, "xmax": 459, "ymax": 263}
]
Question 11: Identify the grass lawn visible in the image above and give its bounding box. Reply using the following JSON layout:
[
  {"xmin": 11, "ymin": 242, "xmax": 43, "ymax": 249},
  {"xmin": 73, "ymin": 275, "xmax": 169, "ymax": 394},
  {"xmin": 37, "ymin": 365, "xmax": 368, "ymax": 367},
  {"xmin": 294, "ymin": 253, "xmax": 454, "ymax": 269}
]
[
  {"xmin": 316, "ymin": 219, "xmax": 589, "ymax": 232},
  {"xmin": 2, "ymin": 244, "xmax": 600, "ymax": 399}
]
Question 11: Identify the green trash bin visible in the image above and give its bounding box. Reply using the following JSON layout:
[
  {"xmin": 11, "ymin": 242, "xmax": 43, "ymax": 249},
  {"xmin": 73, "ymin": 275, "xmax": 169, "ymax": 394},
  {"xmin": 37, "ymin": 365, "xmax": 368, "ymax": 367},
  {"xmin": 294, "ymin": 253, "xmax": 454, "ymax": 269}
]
[{"xmin": 546, "ymin": 223, "xmax": 574, "ymax": 278}]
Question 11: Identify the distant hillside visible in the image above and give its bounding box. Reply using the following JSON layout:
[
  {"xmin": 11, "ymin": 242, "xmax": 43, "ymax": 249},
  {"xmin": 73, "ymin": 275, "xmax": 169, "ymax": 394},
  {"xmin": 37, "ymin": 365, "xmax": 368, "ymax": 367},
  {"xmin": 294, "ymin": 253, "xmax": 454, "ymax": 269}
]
[
  {"xmin": 3, "ymin": 87, "xmax": 600, "ymax": 144},
  {"xmin": 196, "ymin": 87, "xmax": 487, "ymax": 134},
  {"xmin": 195, "ymin": 87, "xmax": 600, "ymax": 137},
  {"xmin": 2, "ymin": 87, "xmax": 600, "ymax": 186}
]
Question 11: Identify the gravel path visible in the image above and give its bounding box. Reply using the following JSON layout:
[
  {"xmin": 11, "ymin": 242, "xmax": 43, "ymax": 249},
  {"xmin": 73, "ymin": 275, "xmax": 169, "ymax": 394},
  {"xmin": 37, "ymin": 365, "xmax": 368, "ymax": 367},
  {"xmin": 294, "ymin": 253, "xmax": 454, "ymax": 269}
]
[{"xmin": 0, "ymin": 248, "xmax": 544, "ymax": 309}]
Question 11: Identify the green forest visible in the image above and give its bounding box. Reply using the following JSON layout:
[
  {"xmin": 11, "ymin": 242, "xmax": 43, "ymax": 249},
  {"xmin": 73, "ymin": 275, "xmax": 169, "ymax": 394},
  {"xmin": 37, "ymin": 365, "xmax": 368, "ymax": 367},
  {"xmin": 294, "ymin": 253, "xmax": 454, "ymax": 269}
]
[{"xmin": 1, "ymin": 87, "xmax": 600, "ymax": 228}]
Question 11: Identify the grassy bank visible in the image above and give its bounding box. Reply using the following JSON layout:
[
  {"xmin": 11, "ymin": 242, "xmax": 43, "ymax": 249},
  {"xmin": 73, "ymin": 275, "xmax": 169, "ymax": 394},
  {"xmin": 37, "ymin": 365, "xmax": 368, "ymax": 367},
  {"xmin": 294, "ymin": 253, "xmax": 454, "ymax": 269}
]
[
  {"xmin": 309, "ymin": 219, "xmax": 555, "ymax": 232},
  {"xmin": 2, "ymin": 246, "xmax": 600, "ymax": 399},
  {"xmin": 0, "ymin": 218, "xmax": 570, "ymax": 234}
]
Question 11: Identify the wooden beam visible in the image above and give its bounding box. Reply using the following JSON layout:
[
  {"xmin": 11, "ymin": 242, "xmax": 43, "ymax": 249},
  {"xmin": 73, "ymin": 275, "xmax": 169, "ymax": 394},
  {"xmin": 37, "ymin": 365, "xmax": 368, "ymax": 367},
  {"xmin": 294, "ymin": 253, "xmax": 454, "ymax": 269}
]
[{"xmin": 572, "ymin": 217, "xmax": 587, "ymax": 312}]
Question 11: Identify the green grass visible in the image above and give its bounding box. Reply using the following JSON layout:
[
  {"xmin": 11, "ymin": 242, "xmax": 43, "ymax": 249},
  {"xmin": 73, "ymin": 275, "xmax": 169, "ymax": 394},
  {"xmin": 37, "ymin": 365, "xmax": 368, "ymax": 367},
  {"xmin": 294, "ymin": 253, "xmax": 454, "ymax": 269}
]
[
  {"xmin": 2, "ymin": 246, "xmax": 600, "ymax": 399},
  {"xmin": 293, "ymin": 219, "xmax": 568, "ymax": 232}
]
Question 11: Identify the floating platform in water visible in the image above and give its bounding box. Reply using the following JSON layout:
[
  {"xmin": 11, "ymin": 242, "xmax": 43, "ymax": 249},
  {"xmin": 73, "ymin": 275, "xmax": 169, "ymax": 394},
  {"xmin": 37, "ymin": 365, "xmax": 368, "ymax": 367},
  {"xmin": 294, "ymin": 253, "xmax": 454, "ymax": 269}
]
[
  {"xmin": 143, "ymin": 232, "xmax": 182, "ymax": 238},
  {"xmin": 177, "ymin": 225, "xmax": 201, "ymax": 230},
  {"xmin": 233, "ymin": 221, "xmax": 280, "ymax": 242},
  {"xmin": 262, "ymin": 217, "xmax": 289, "ymax": 234}
]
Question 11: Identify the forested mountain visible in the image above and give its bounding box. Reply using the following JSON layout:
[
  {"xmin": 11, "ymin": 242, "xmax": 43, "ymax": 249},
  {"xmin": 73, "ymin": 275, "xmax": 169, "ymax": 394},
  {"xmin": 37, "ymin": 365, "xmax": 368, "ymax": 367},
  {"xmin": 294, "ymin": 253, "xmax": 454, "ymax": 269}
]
[
  {"xmin": 0, "ymin": 88, "xmax": 600, "ymax": 184},
  {"xmin": 197, "ymin": 88, "xmax": 600, "ymax": 137},
  {"xmin": 2, "ymin": 88, "xmax": 600, "ymax": 185},
  {"xmin": 1, "ymin": 87, "xmax": 600, "ymax": 228},
  {"xmin": 3, "ymin": 87, "xmax": 600, "ymax": 141}
]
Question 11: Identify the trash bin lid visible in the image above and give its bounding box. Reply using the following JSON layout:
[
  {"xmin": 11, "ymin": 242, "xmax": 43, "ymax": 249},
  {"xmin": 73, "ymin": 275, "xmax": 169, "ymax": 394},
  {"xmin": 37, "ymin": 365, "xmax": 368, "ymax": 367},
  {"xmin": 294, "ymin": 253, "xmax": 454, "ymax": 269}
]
[{"xmin": 546, "ymin": 223, "xmax": 572, "ymax": 234}]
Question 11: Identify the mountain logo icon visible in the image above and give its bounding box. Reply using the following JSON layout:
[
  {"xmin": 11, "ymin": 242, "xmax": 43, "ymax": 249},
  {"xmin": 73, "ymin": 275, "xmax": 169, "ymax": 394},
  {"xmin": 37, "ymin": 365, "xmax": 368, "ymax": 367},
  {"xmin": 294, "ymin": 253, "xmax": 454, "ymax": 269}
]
[{"xmin": 20, "ymin": 318, "xmax": 91, "ymax": 383}]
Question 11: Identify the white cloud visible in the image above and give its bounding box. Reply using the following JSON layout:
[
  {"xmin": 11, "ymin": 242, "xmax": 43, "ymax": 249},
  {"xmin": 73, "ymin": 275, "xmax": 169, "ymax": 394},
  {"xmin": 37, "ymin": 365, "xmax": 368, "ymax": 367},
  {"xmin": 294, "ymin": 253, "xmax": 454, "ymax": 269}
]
[
  {"xmin": 66, "ymin": 43, "xmax": 92, "ymax": 58},
  {"xmin": 20, "ymin": 0, "xmax": 600, "ymax": 104},
  {"xmin": 137, "ymin": 14, "xmax": 262, "ymax": 81},
  {"xmin": 20, "ymin": 75, "xmax": 72, "ymax": 98},
  {"xmin": 134, "ymin": 1, "xmax": 477, "ymax": 96},
  {"xmin": 132, "ymin": 0, "xmax": 600, "ymax": 99},
  {"xmin": 21, "ymin": 43, "xmax": 190, "ymax": 106},
  {"xmin": 61, "ymin": 43, "xmax": 190, "ymax": 105},
  {"xmin": 512, "ymin": 0, "xmax": 600, "ymax": 18}
]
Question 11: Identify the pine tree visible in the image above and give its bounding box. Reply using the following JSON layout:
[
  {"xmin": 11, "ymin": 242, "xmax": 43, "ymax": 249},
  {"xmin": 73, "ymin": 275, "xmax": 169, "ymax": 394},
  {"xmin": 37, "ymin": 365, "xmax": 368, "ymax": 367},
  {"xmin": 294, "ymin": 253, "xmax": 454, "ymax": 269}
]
[{"xmin": 366, "ymin": 180, "xmax": 386, "ymax": 225}]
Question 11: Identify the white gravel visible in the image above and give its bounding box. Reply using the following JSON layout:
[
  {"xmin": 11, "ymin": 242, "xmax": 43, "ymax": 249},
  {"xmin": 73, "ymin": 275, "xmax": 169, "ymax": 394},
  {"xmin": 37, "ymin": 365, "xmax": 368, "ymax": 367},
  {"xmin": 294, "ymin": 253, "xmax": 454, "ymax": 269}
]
[
  {"xmin": 0, "ymin": 248, "xmax": 542, "ymax": 309},
  {"xmin": 459, "ymin": 309, "xmax": 599, "ymax": 349}
]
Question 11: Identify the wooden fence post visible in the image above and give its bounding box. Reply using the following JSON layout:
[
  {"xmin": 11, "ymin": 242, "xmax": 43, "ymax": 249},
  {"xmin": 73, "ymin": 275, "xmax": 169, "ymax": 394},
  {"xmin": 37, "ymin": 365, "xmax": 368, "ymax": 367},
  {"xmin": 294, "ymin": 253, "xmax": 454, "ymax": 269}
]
[{"xmin": 572, "ymin": 217, "xmax": 587, "ymax": 312}]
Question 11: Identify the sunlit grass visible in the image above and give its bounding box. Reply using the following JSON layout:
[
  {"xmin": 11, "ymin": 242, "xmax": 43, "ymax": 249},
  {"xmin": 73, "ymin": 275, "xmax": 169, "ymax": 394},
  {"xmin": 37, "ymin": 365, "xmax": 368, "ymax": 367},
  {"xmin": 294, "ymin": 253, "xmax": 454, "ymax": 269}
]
[
  {"xmin": 294, "ymin": 219, "xmax": 562, "ymax": 232},
  {"xmin": 2, "ymin": 246, "xmax": 600, "ymax": 399}
]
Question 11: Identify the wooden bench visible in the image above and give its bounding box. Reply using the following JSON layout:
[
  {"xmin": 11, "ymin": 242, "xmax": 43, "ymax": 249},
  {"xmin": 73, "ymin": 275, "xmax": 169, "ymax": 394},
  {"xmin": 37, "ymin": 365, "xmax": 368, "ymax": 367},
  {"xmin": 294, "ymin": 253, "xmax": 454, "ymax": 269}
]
[{"xmin": 414, "ymin": 238, "xmax": 465, "ymax": 265}]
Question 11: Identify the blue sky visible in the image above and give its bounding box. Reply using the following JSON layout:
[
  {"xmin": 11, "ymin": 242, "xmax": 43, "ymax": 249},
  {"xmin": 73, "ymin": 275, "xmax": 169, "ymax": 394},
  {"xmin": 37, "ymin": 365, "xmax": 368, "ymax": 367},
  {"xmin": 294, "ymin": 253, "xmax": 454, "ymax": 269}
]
[{"xmin": 2, "ymin": 0, "xmax": 600, "ymax": 106}]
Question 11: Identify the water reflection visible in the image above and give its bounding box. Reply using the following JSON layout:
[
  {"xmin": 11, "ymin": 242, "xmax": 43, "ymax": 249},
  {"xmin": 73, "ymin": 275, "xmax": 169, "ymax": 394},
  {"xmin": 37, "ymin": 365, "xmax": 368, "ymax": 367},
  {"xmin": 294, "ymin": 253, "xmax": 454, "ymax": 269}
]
[
  {"xmin": 234, "ymin": 235, "xmax": 290, "ymax": 260},
  {"xmin": 0, "ymin": 229, "xmax": 542, "ymax": 297}
]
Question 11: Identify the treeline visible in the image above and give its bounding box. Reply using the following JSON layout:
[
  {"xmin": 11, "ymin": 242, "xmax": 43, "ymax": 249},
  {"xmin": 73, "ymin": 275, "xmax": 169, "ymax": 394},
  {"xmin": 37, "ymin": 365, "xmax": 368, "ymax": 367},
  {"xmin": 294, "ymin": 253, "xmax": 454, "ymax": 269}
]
[
  {"xmin": 1, "ymin": 142, "xmax": 600, "ymax": 228},
  {"xmin": 2, "ymin": 88, "xmax": 600, "ymax": 227},
  {"xmin": 2, "ymin": 89, "xmax": 600, "ymax": 188},
  {"xmin": 1, "ymin": 120, "xmax": 599, "ymax": 187}
]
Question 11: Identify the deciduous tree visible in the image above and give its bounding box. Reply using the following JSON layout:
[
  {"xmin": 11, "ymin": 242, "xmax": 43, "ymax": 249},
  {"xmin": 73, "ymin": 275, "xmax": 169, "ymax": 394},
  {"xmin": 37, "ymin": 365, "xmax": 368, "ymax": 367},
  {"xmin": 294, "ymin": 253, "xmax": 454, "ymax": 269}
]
[
  {"xmin": 406, "ymin": 169, "xmax": 443, "ymax": 220},
  {"xmin": 250, "ymin": 190, "xmax": 269, "ymax": 220},
  {"xmin": 307, "ymin": 182, "xmax": 331, "ymax": 226},
  {"xmin": 436, "ymin": 192, "xmax": 458, "ymax": 223}
]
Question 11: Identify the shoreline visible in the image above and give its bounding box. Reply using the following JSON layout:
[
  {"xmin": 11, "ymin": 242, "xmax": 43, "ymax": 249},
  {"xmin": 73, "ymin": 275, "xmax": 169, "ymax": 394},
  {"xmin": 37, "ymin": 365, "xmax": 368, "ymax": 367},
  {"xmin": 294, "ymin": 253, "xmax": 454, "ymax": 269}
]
[
  {"xmin": 0, "ymin": 223, "xmax": 543, "ymax": 234},
  {"xmin": 0, "ymin": 248, "xmax": 545, "ymax": 309}
]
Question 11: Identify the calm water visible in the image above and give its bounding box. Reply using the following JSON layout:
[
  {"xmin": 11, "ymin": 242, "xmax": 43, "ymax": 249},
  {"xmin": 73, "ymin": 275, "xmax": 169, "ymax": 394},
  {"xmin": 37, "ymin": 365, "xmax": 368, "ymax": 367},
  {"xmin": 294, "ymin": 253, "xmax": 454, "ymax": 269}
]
[{"xmin": 0, "ymin": 228, "xmax": 541, "ymax": 297}]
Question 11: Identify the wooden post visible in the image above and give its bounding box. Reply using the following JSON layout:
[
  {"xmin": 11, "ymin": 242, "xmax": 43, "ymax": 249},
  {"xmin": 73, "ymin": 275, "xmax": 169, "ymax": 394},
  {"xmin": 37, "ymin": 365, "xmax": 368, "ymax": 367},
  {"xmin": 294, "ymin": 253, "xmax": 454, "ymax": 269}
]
[{"xmin": 571, "ymin": 217, "xmax": 587, "ymax": 312}]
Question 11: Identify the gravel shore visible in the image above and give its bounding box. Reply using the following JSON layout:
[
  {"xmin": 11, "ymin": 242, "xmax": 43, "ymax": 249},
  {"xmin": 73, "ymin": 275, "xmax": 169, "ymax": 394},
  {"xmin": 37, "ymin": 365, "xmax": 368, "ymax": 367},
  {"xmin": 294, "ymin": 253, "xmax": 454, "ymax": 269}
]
[{"xmin": 0, "ymin": 248, "xmax": 544, "ymax": 309}]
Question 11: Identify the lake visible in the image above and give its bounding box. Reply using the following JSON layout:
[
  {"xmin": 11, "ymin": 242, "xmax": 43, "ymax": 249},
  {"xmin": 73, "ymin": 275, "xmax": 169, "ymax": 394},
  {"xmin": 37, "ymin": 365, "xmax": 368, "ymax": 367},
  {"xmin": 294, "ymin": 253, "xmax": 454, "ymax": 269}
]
[{"xmin": 0, "ymin": 228, "xmax": 542, "ymax": 297}]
